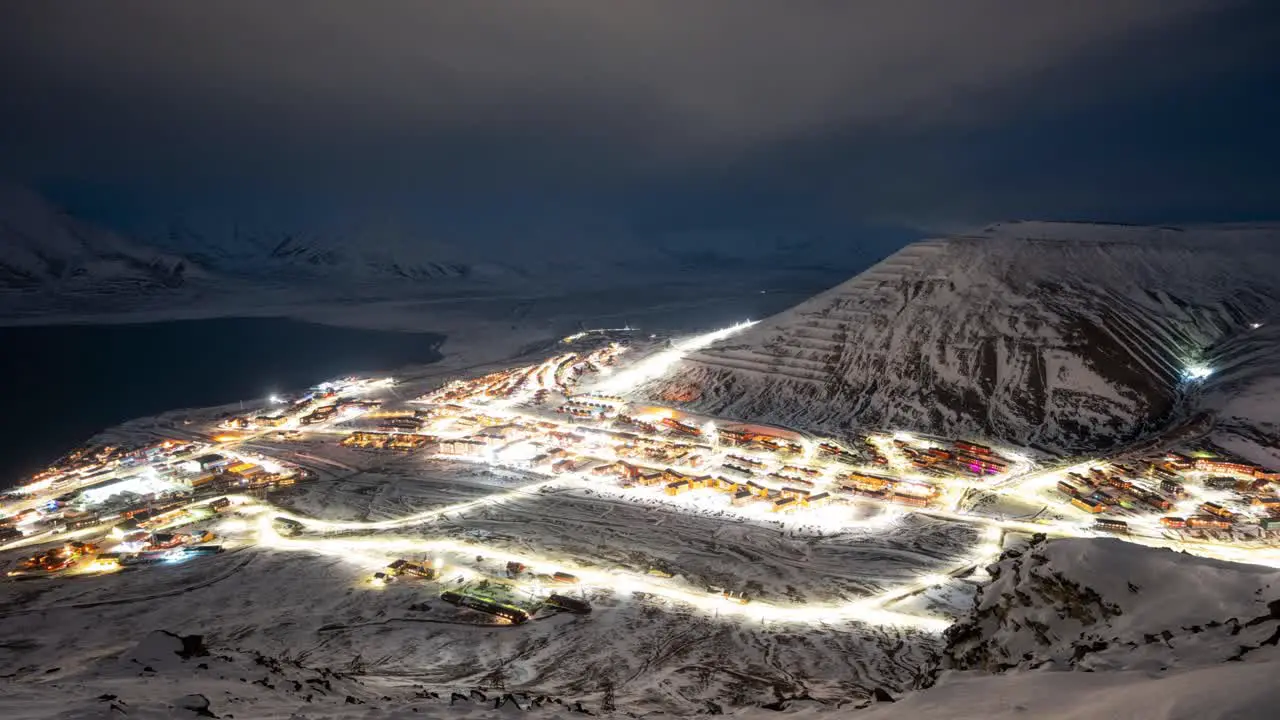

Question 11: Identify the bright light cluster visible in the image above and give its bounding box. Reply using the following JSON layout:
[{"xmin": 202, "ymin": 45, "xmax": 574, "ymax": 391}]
[
  {"xmin": 80, "ymin": 472, "xmax": 177, "ymax": 505},
  {"xmin": 1183, "ymin": 365, "xmax": 1214, "ymax": 381}
]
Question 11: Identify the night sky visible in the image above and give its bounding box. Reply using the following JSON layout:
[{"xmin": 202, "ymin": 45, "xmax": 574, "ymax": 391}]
[{"xmin": 2, "ymin": 2, "xmax": 1278, "ymax": 264}]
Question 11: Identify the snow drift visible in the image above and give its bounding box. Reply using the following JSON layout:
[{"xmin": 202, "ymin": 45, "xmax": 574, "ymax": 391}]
[{"xmin": 656, "ymin": 221, "xmax": 1280, "ymax": 452}]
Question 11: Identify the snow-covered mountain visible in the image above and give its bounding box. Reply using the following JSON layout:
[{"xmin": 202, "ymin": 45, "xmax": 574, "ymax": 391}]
[
  {"xmin": 155, "ymin": 224, "xmax": 502, "ymax": 285},
  {"xmin": 0, "ymin": 185, "xmax": 520, "ymax": 302},
  {"xmin": 652, "ymin": 222, "xmax": 1280, "ymax": 453},
  {"xmin": 0, "ymin": 185, "xmax": 198, "ymax": 292}
]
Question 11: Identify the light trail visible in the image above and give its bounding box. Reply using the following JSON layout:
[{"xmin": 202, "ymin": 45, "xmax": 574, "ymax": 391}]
[
  {"xmin": 253, "ymin": 508, "xmax": 952, "ymax": 631},
  {"xmin": 590, "ymin": 320, "xmax": 755, "ymax": 396},
  {"xmin": 272, "ymin": 475, "xmax": 570, "ymax": 531}
]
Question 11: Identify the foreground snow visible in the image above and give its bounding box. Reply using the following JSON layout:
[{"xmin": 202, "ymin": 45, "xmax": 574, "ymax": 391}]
[
  {"xmin": 943, "ymin": 536, "xmax": 1280, "ymax": 673},
  {"xmin": 806, "ymin": 662, "xmax": 1280, "ymax": 720},
  {"xmin": 6, "ymin": 533, "xmax": 1277, "ymax": 718},
  {"xmin": 746, "ymin": 535, "xmax": 1280, "ymax": 719}
]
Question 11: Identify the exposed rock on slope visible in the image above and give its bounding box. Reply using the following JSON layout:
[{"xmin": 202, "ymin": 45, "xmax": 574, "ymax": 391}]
[
  {"xmin": 810, "ymin": 658, "xmax": 1280, "ymax": 720},
  {"xmin": 942, "ymin": 536, "xmax": 1280, "ymax": 673},
  {"xmin": 657, "ymin": 222, "xmax": 1280, "ymax": 451},
  {"xmin": 799, "ymin": 536, "xmax": 1280, "ymax": 720}
]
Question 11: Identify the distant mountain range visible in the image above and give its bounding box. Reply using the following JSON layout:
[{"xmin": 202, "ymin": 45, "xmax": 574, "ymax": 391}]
[
  {"xmin": 0, "ymin": 184, "xmax": 508, "ymax": 292},
  {"xmin": 0, "ymin": 184, "xmax": 196, "ymax": 291},
  {"xmin": 153, "ymin": 223, "xmax": 506, "ymax": 284},
  {"xmin": 0, "ymin": 184, "xmax": 863, "ymax": 305}
]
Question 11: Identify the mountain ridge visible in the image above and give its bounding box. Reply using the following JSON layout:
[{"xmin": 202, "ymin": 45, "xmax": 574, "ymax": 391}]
[
  {"xmin": 0, "ymin": 184, "xmax": 198, "ymax": 291},
  {"xmin": 651, "ymin": 221, "xmax": 1280, "ymax": 453}
]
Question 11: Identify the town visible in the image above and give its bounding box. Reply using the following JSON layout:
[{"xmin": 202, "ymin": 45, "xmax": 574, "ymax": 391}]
[
  {"xmin": 1013, "ymin": 449, "xmax": 1280, "ymax": 540},
  {"xmin": 5, "ymin": 324, "xmax": 1280, "ymax": 628}
]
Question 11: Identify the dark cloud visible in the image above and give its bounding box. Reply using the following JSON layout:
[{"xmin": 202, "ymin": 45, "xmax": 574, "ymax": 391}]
[
  {"xmin": 2, "ymin": 2, "xmax": 1238, "ymax": 156},
  {"xmin": 1, "ymin": 1, "xmax": 1276, "ymax": 247}
]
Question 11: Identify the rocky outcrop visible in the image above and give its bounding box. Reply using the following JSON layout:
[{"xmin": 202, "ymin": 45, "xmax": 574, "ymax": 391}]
[{"xmin": 938, "ymin": 536, "xmax": 1280, "ymax": 676}]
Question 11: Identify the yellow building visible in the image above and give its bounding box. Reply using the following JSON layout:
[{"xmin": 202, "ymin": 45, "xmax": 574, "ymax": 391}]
[{"xmin": 665, "ymin": 480, "xmax": 692, "ymax": 496}]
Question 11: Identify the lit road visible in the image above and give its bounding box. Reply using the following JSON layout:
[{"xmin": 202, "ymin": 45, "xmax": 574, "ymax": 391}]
[{"xmin": 250, "ymin": 496, "xmax": 954, "ymax": 631}]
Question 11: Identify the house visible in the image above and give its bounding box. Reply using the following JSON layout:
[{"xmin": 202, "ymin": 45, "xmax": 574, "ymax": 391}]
[
  {"xmin": 226, "ymin": 462, "xmax": 263, "ymax": 479},
  {"xmin": 890, "ymin": 493, "xmax": 928, "ymax": 508},
  {"xmin": 181, "ymin": 454, "xmax": 229, "ymax": 474},
  {"xmin": 1200, "ymin": 502, "xmax": 1234, "ymax": 519},
  {"xmin": 1070, "ymin": 497, "xmax": 1106, "ymax": 514},
  {"xmin": 661, "ymin": 469, "xmax": 688, "ymax": 483},
  {"xmin": 807, "ymin": 492, "xmax": 832, "ymax": 507},
  {"xmin": 109, "ymin": 518, "xmax": 142, "ymax": 538},
  {"xmin": 689, "ymin": 475, "xmax": 713, "ymax": 490},
  {"xmin": 438, "ymin": 439, "xmax": 487, "ymax": 456},
  {"xmin": 1187, "ymin": 515, "xmax": 1232, "ymax": 530},
  {"xmin": 1195, "ymin": 458, "xmax": 1261, "ymax": 477},
  {"xmin": 145, "ymin": 533, "xmax": 183, "ymax": 550}
]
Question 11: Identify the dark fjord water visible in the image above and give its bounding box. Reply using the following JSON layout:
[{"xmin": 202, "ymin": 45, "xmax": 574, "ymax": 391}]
[{"xmin": 0, "ymin": 317, "xmax": 444, "ymax": 485}]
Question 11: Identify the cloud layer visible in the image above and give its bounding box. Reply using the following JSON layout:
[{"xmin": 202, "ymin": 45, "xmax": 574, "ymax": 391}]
[
  {"xmin": 1, "ymin": 1, "xmax": 1275, "ymax": 242},
  {"xmin": 4, "ymin": 2, "xmax": 1232, "ymax": 156}
]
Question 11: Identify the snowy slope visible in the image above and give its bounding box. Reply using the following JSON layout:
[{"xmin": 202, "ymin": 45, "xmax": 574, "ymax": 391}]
[
  {"xmin": 0, "ymin": 628, "xmax": 602, "ymax": 719},
  {"xmin": 5, "ymin": 536, "xmax": 1278, "ymax": 719},
  {"xmin": 1195, "ymin": 319, "xmax": 1280, "ymax": 469},
  {"xmin": 739, "ymin": 661, "xmax": 1280, "ymax": 720},
  {"xmin": 0, "ymin": 184, "xmax": 199, "ymax": 291},
  {"xmin": 655, "ymin": 222, "xmax": 1280, "ymax": 452},
  {"xmin": 797, "ymin": 534, "xmax": 1280, "ymax": 720},
  {"xmin": 942, "ymin": 535, "xmax": 1280, "ymax": 673}
]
